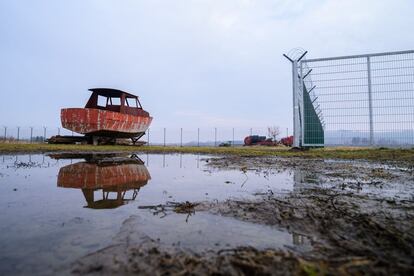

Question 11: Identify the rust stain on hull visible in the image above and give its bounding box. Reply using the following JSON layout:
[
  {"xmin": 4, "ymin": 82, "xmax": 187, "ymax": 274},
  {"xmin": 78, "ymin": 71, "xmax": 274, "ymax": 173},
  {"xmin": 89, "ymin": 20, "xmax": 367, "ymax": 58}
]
[
  {"xmin": 60, "ymin": 88, "xmax": 153, "ymax": 140},
  {"xmin": 61, "ymin": 108, "xmax": 152, "ymax": 138}
]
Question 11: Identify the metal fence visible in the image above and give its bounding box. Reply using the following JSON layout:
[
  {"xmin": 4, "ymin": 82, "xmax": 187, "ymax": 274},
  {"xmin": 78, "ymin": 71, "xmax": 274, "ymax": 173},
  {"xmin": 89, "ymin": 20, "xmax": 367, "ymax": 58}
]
[
  {"xmin": 0, "ymin": 126, "xmax": 72, "ymax": 143},
  {"xmin": 0, "ymin": 126, "xmax": 285, "ymax": 147},
  {"xmin": 288, "ymin": 49, "xmax": 414, "ymax": 147}
]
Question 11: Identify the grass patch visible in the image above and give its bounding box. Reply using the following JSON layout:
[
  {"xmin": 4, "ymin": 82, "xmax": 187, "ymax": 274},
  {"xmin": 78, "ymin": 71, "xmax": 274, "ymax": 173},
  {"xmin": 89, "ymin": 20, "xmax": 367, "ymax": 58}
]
[{"xmin": 0, "ymin": 143, "xmax": 413, "ymax": 162}]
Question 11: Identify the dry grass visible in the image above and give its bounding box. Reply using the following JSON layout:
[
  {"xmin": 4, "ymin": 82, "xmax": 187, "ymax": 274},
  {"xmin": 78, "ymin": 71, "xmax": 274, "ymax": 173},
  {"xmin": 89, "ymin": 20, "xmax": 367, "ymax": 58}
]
[{"xmin": 0, "ymin": 142, "xmax": 413, "ymax": 162}]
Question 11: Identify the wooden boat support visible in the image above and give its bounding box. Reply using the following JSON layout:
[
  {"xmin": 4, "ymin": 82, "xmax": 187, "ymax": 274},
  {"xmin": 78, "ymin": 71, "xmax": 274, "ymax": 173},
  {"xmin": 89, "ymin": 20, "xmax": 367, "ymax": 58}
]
[
  {"xmin": 50, "ymin": 88, "xmax": 153, "ymax": 145},
  {"xmin": 48, "ymin": 135, "xmax": 89, "ymax": 144}
]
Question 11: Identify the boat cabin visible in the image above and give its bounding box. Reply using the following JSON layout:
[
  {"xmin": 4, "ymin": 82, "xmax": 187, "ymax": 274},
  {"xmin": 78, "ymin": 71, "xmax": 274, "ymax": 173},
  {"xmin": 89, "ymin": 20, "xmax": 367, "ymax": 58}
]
[{"xmin": 85, "ymin": 88, "xmax": 149, "ymax": 117}]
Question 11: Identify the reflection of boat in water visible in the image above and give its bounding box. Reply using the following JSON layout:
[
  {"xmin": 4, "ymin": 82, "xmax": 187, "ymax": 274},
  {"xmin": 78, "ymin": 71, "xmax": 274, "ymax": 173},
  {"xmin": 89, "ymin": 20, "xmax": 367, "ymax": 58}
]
[{"xmin": 57, "ymin": 156, "xmax": 151, "ymax": 209}]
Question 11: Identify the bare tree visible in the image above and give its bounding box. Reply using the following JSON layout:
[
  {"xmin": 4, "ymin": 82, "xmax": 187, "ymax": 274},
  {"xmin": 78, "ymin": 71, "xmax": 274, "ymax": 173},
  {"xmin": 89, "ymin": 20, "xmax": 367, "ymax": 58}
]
[{"xmin": 268, "ymin": 126, "xmax": 280, "ymax": 141}]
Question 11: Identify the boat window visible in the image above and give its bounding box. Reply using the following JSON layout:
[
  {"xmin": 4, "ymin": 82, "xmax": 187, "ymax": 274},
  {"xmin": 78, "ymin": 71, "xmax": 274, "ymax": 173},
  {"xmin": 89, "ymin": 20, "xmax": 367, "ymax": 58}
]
[
  {"xmin": 97, "ymin": 95, "xmax": 107, "ymax": 107},
  {"xmin": 110, "ymin": 97, "xmax": 121, "ymax": 106},
  {"xmin": 136, "ymin": 98, "xmax": 142, "ymax": 108},
  {"xmin": 126, "ymin": 98, "xmax": 138, "ymax": 108}
]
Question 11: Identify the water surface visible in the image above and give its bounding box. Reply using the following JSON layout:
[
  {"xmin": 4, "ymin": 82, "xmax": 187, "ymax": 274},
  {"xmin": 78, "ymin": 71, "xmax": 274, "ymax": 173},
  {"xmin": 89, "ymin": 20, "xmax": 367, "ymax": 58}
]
[{"xmin": 0, "ymin": 153, "xmax": 298, "ymax": 275}]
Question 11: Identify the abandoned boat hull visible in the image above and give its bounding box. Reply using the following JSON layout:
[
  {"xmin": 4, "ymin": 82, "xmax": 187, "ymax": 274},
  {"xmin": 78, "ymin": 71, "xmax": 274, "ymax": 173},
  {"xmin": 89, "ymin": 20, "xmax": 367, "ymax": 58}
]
[{"xmin": 61, "ymin": 108, "xmax": 152, "ymax": 138}]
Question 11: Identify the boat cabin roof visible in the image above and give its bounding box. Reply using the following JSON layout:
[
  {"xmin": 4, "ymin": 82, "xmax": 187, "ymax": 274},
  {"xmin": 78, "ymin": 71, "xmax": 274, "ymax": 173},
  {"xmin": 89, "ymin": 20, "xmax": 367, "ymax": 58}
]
[
  {"xmin": 88, "ymin": 88, "xmax": 138, "ymax": 99},
  {"xmin": 85, "ymin": 88, "xmax": 149, "ymax": 117}
]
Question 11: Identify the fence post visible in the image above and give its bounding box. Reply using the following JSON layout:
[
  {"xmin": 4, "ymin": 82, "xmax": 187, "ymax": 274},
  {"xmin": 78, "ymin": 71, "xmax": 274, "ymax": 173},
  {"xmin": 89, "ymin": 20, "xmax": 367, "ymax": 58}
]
[
  {"xmin": 180, "ymin": 128, "xmax": 183, "ymax": 147},
  {"xmin": 250, "ymin": 128, "xmax": 252, "ymax": 136},
  {"xmin": 232, "ymin": 128, "xmax": 234, "ymax": 147},
  {"xmin": 43, "ymin": 127, "xmax": 46, "ymax": 142},
  {"xmin": 30, "ymin": 127, "xmax": 33, "ymax": 143},
  {"xmin": 214, "ymin": 128, "xmax": 217, "ymax": 147},
  {"xmin": 197, "ymin": 128, "xmax": 200, "ymax": 147},
  {"xmin": 284, "ymin": 51, "xmax": 307, "ymax": 148},
  {"xmin": 4, "ymin": 127, "xmax": 6, "ymax": 142},
  {"xmin": 367, "ymin": 56, "xmax": 374, "ymax": 146},
  {"xmin": 292, "ymin": 60, "xmax": 301, "ymax": 148},
  {"xmin": 300, "ymin": 61, "xmax": 305, "ymax": 147},
  {"xmin": 147, "ymin": 128, "xmax": 150, "ymax": 146},
  {"xmin": 58, "ymin": 127, "xmax": 61, "ymax": 136},
  {"xmin": 17, "ymin": 127, "xmax": 20, "ymax": 142},
  {"xmin": 163, "ymin": 128, "xmax": 166, "ymax": 147}
]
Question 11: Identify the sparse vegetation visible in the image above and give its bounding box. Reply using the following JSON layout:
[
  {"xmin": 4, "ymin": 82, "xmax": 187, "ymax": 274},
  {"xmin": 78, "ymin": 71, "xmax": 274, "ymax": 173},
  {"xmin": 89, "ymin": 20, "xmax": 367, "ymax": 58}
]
[
  {"xmin": 0, "ymin": 143, "xmax": 413, "ymax": 162},
  {"xmin": 267, "ymin": 126, "xmax": 280, "ymax": 141}
]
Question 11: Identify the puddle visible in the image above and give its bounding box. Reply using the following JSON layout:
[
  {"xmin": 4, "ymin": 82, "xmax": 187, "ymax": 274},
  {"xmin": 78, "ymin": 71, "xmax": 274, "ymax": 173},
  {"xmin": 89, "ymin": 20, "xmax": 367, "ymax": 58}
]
[
  {"xmin": 2, "ymin": 153, "xmax": 411, "ymax": 274},
  {"xmin": 0, "ymin": 153, "xmax": 295, "ymax": 275},
  {"xmin": 127, "ymin": 212, "xmax": 311, "ymax": 253}
]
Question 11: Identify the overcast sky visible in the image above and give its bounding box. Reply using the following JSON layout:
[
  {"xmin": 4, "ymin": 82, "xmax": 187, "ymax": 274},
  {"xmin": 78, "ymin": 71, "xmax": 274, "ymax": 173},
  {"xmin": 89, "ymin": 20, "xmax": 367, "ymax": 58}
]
[{"xmin": 1, "ymin": 0, "xmax": 413, "ymax": 136}]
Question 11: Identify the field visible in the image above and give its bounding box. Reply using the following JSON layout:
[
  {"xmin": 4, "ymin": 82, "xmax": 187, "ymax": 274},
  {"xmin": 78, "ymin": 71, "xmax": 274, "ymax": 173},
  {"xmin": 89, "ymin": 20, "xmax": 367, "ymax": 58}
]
[
  {"xmin": 1, "ymin": 143, "xmax": 413, "ymax": 275},
  {"xmin": 1, "ymin": 142, "xmax": 414, "ymax": 162}
]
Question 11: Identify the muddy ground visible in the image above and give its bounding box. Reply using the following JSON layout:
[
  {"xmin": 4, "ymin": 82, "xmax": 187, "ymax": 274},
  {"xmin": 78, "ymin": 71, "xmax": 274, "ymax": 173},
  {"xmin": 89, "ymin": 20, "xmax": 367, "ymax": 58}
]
[{"xmin": 70, "ymin": 156, "xmax": 414, "ymax": 275}]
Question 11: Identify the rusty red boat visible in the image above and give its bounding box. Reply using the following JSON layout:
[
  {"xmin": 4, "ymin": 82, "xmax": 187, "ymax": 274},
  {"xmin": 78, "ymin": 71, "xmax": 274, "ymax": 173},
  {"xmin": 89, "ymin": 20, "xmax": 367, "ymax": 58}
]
[{"xmin": 60, "ymin": 88, "xmax": 152, "ymax": 144}]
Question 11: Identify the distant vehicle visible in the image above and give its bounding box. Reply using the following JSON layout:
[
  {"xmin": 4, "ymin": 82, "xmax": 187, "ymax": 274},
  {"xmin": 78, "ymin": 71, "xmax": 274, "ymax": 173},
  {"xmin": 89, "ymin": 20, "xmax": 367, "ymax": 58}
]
[
  {"xmin": 60, "ymin": 88, "xmax": 152, "ymax": 144},
  {"xmin": 244, "ymin": 135, "xmax": 277, "ymax": 146},
  {"xmin": 280, "ymin": 136, "xmax": 293, "ymax": 147},
  {"xmin": 218, "ymin": 141, "xmax": 232, "ymax": 147}
]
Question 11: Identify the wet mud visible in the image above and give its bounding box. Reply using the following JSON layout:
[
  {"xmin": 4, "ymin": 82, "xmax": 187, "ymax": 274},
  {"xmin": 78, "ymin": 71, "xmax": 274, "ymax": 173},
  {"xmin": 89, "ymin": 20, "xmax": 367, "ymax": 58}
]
[
  {"xmin": 69, "ymin": 155, "xmax": 414, "ymax": 275},
  {"xmin": 71, "ymin": 216, "xmax": 307, "ymax": 276}
]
